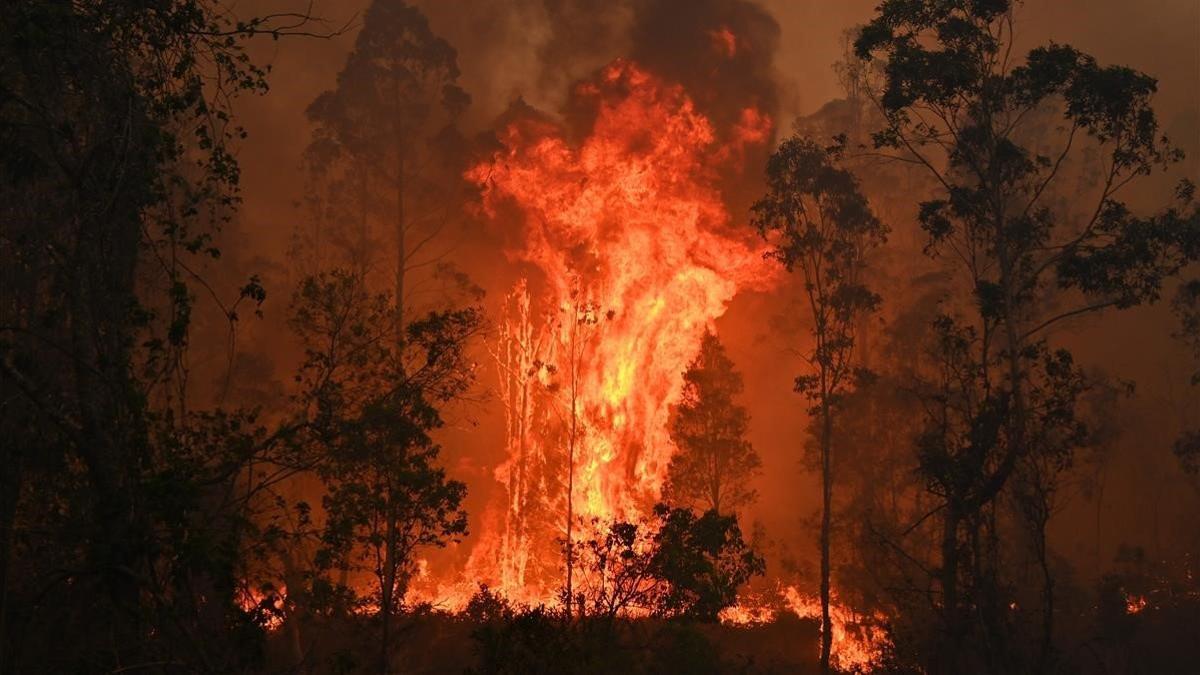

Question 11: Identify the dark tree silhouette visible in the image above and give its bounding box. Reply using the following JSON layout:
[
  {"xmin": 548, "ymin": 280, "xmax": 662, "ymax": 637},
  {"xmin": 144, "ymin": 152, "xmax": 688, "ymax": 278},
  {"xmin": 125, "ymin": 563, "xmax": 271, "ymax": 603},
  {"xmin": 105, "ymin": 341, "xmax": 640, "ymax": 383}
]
[
  {"xmin": 855, "ymin": 1, "xmax": 1200, "ymax": 671},
  {"xmin": 288, "ymin": 270, "xmax": 479, "ymax": 674},
  {"xmin": 648, "ymin": 506, "xmax": 766, "ymax": 621},
  {"xmin": 664, "ymin": 330, "xmax": 761, "ymax": 516},
  {"xmin": 752, "ymin": 136, "xmax": 887, "ymax": 674},
  {"xmin": 304, "ymin": 0, "xmax": 472, "ymax": 345},
  {"xmin": 0, "ymin": 2, "xmax": 336, "ymax": 670},
  {"xmin": 1172, "ymin": 279, "xmax": 1200, "ymax": 485},
  {"xmin": 572, "ymin": 505, "xmax": 764, "ymax": 622}
]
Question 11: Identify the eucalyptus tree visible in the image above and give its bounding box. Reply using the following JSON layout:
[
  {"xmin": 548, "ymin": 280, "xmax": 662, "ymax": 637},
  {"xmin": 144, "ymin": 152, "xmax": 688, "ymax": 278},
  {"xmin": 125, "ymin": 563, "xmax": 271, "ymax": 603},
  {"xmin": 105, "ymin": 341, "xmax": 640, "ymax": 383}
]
[
  {"xmin": 752, "ymin": 137, "xmax": 887, "ymax": 674},
  {"xmin": 304, "ymin": 0, "xmax": 472, "ymax": 345},
  {"xmin": 0, "ymin": 0, "xmax": 338, "ymax": 670},
  {"xmin": 854, "ymin": 1, "xmax": 1199, "ymax": 670},
  {"xmin": 664, "ymin": 329, "xmax": 761, "ymax": 516}
]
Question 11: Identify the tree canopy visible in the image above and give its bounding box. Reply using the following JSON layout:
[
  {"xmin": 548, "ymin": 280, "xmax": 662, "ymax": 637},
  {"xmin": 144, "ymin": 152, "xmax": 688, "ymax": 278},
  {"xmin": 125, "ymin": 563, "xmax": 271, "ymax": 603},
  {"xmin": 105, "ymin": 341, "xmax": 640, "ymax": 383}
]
[{"xmin": 664, "ymin": 330, "xmax": 761, "ymax": 516}]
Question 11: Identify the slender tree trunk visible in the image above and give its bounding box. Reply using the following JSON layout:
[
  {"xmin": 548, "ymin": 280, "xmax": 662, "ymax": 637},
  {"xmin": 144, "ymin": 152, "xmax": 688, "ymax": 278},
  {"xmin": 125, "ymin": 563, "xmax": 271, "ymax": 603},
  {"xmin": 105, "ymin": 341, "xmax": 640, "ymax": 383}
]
[
  {"xmin": 565, "ymin": 310, "xmax": 578, "ymax": 621},
  {"xmin": 395, "ymin": 146, "xmax": 406, "ymax": 351},
  {"xmin": 998, "ymin": 236, "xmax": 1044, "ymax": 669},
  {"xmin": 938, "ymin": 504, "xmax": 963, "ymax": 675},
  {"xmin": 819, "ymin": 397, "xmax": 834, "ymax": 675},
  {"xmin": 381, "ymin": 492, "xmax": 398, "ymax": 675},
  {"xmin": 516, "ymin": 347, "xmax": 531, "ymax": 576},
  {"xmin": 1035, "ymin": 510, "xmax": 1055, "ymax": 672},
  {"xmin": 565, "ymin": 406, "xmax": 575, "ymax": 620},
  {"xmin": 380, "ymin": 594, "xmax": 391, "ymax": 675}
]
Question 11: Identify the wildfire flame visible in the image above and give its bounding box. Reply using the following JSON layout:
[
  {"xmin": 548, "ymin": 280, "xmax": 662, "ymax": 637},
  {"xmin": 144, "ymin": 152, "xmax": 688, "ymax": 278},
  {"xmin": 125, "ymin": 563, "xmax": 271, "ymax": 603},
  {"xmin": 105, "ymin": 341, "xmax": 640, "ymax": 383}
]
[
  {"xmin": 452, "ymin": 59, "xmax": 773, "ymax": 604},
  {"xmin": 718, "ymin": 585, "xmax": 889, "ymax": 672},
  {"xmin": 1125, "ymin": 593, "xmax": 1148, "ymax": 614},
  {"xmin": 396, "ymin": 56, "xmax": 894, "ymax": 671}
]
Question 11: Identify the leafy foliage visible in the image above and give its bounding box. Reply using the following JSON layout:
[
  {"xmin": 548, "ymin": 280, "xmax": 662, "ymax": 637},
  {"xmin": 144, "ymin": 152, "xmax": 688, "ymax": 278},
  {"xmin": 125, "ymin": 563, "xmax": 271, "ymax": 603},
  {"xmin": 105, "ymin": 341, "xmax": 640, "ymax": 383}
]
[
  {"xmin": 850, "ymin": 1, "xmax": 1200, "ymax": 670},
  {"xmin": 664, "ymin": 330, "xmax": 761, "ymax": 515},
  {"xmin": 572, "ymin": 505, "xmax": 764, "ymax": 621},
  {"xmin": 287, "ymin": 271, "xmax": 478, "ymax": 613},
  {"xmin": 753, "ymin": 137, "xmax": 887, "ymax": 410}
]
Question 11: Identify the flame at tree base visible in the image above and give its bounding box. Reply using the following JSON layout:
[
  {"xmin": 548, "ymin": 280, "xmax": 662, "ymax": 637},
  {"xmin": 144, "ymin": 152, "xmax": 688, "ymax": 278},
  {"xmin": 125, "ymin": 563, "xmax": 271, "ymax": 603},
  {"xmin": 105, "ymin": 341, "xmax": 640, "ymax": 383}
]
[
  {"xmin": 719, "ymin": 585, "xmax": 890, "ymax": 672},
  {"xmin": 401, "ymin": 56, "xmax": 893, "ymax": 672},
  {"xmin": 453, "ymin": 59, "xmax": 774, "ymax": 605}
]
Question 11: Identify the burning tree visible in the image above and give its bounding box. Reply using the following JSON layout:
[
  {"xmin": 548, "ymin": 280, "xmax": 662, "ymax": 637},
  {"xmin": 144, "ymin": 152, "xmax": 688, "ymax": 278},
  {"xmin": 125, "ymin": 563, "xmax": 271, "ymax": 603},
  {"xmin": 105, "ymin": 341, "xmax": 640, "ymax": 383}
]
[
  {"xmin": 752, "ymin": 137, "xmax": 887, "ymax": 674},
  {"xmin": 663, "ymin": 329, "xmax": 761, "ymax": 516},
  {"xmin": 560, "ymin": 288, "xmax": 607, "ymax": 620},
  {"xmin": 464, "ymin": 60, "xmax": 773, "ymax": 607},
  {"xmin": 490, "ymin": 281, "xmax": 559, "ymax": 600}
]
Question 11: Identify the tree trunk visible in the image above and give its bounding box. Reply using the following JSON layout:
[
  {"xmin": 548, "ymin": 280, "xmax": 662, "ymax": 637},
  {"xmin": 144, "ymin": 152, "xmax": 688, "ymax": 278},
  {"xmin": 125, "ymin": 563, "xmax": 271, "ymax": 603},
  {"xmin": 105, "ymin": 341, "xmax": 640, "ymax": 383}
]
[
  {"xmin": 380, "ymin": 492, "xmax": 398, "ymax": 675},
  {"xmin": 565, "ymin": 313, "xmax": 578, "ymax": 621},
  {"xmin": 395, "ymin": 144, "xmax": 406, "ymax": 351},
  {"xmin": 819, "ymin": 399, "xmax": 833, "ymax": 675},
  {"xmin": 938, "ymin": 505, "xmax": 963, "ymax": 675},
  {"xmin": 1035, "ymin": 509, "xmax": 1055, "ymax": 672}
]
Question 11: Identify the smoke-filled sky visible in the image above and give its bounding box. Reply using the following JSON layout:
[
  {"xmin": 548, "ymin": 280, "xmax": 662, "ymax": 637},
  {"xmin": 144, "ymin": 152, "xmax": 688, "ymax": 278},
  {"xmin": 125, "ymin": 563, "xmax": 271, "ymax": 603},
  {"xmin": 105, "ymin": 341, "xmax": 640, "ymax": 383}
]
[
  {"xmin": 233, "ymin": 0, "xmax": 1199, "ymax": 256},
  {"xmin": 224, "ymin": 0, "xmax": 1199, "ymax": 580}
]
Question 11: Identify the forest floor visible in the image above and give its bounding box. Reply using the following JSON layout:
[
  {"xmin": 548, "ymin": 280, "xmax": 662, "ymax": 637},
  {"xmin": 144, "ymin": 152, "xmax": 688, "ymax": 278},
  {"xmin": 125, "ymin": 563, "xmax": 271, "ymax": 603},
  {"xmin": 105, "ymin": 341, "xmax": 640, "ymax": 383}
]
[{"xmin": 261, "ymin": 612, "xmax": 822, "ymax": 674}]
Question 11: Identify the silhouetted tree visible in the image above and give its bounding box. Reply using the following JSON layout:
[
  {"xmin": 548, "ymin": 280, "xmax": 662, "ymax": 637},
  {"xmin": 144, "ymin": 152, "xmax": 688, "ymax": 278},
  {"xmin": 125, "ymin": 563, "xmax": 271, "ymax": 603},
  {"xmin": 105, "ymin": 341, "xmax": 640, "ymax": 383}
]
[
  {"xmin": 0, "ymin": 1, "xmax": 334, "ymax": 670},
  {"xmin": 572, "ymin": 505, "xmax": 764, "ymax": 622},
  {"xmin": 855, "ymin": 1, "xmax": 1199, "ymax": 670},
  {"xmin": 304, "ymin": 0, "xmax": 472, "ymax": 343},
  {"xmin": 664, "ymin": 330, "xmax": 761, "ymax": 516},
  {"xmin": 752, "ymin": 136, "xmax": 887, "ymax": 673},
  {"xmin": 649, "ymin": 506, "xmax": 766, "ymax": 621},
  {"xmin": 288, "ymin": 270, "xmax": 479, "ymax": 674}
]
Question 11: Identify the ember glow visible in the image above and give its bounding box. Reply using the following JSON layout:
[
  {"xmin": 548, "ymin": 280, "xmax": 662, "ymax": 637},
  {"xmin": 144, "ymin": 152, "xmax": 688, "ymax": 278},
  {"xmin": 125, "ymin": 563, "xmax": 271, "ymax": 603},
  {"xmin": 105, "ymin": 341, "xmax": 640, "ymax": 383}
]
[{"xmin": 1125, "ymin": 593, "xmax": 1148, "ymax": 615}]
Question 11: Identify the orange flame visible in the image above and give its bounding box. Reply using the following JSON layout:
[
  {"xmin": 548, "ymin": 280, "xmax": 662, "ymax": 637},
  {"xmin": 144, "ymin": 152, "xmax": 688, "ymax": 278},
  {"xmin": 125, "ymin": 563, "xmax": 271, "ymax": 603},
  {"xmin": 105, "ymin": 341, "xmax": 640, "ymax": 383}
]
[
  {"xmin": 452, "ymin": 59, "xmax": 774, "ymax": 604},
  {"xmin": 780, "ymin": 586, "xmax": 889, "ymax": 672},
  {"xmin": 718, "ymin": 585, "xmax": 890, "ymax": 671},
  {"xmin": 398, "ymin": 57, "xmax": 891, "ymax": 673},
  {"xmin": 1125, "ymin": 593, "xmax": 1148, "ymax": 614}
]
